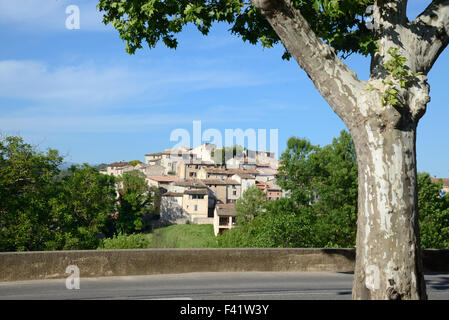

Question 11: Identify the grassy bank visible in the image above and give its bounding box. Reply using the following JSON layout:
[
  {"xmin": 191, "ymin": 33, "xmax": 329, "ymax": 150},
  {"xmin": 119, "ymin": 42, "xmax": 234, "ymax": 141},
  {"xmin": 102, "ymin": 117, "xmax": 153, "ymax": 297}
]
[
  {"xmin": 99, "ymin": 224, "xmax": 219, "ymax": 249},
  {"xmin": 146, "ymin": 224, "xmax": 218, "ymax": 248}
]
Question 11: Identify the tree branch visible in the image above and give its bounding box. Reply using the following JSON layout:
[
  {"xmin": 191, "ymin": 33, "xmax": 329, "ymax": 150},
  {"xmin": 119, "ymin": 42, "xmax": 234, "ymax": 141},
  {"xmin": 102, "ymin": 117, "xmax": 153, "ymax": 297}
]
[
  {"xmin": 252, "ymin": 0, "xmax": 364, "ymax": 128},
  {"xmin": 410, "ymin": 0, "xmax": 449, "ymax": 74},
  {"xmin": 369, "ymin": 0, "xmax": 412, "ymax": 78},
  {"xmin": 375, "ymin": 0, "xmax": 409, "ymax": 26}
]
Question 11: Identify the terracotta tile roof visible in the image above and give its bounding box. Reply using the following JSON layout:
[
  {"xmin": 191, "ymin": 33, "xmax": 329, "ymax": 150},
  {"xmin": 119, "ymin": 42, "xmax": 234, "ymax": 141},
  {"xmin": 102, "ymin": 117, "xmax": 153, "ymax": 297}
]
[
  {"xmin": 235, "ymin": 169, "xmax": 259, "ymax": 175},
  {"xmin": 207, "ymin": 168, "xmax": 260, "ymax": 174},
  {"xmin": 108, "ymin": 161, "xmax": 129, "ymax": 168},
  {"xmin": 431, "ymin": 178, "xmax": 449, "ymax": 188},
  {"xmin": 204, "ymin": 168, "xmax": 232, "ymax": 174},
  {"xmin": 236, "ymin": 173, "xmax": 256, "ymax": 179},
  {"xmin": 256, "ymin": 163, "xmax": 271, "ymax": 167},
  {"xmin": 145, "ymin": 150, "xmax": 193, "ymax": 157},
  {"xmin": 185, "ymin": 160, "xmax": 215, "ymax": 166},
  {"xmin": 175, "ymin": 179, "xmax": 206, "ymax": 187},
  {"xmin": 161, "ymin": 192, "xmax": 184, "ymax": 197},
  {"xmin": 215, "ymin": 203, "xmax": 236, "ymax": 216},
  {"xmin": 202, "ymin": 179, "xmax": 240, "ymax": 185},
  {"xmin": 184, "ymin": 189, "xmax": 208, "ymax": 195},
  {"xmin": 146, "ymin": 175, "xmax": 179, "ymax": 182},
  {"xmin": 257, "ymin": 168, "xmax": 278, "ymax": 175}
]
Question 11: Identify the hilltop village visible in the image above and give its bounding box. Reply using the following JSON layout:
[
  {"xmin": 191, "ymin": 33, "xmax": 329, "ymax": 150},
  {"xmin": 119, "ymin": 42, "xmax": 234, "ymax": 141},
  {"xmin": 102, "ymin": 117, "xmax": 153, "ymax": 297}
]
[{"xmin": 99, "ymin": 143, "xmax": 284, "ymax": 235}]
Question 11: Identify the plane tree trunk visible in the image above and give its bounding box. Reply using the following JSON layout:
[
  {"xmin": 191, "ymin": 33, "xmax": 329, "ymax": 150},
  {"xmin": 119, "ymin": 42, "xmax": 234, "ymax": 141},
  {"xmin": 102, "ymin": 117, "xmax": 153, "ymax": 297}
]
[
  {"xmin": 253, "ymin": 0, "xmax": 449, "ymax": 299},
  {"xmin": 350, "ymin": 111, "xmax": 426, "ymax": 300}
]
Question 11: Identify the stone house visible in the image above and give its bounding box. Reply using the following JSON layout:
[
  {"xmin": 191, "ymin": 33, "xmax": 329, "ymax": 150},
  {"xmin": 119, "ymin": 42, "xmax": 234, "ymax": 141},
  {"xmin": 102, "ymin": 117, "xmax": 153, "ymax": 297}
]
[
  {"xmin": 160, "ymin": 192, "xmax": 186, "ymax": 223},
  {"xmin": 255, "ymin": 167, "xmax": 278, "ymax": 182},
  {"xmin": 190, "ymin": 143, "xmax": 216, "ymax": 162},
  {"xmin": 176, "ymin": 160, "xmax": 216, "ymax": 179},
  {"xmin": 104, "ymin": 161, "xmax": 134, "ymax": 177},
  {"xmin": 213, "ymin": 203, "xmax": 237, "ymax": 236},
  {"xmin": 197, "ymin": 167, "xmax": 232, "ymax": 180},
  {"xmin": 145, "ymin": 149, "xmax": 196, "ymax": 174},
  {"xmin": 146, "ymin": 175, "xmax": 179, "ymax": 193},
  {"xmin": 232, "ymin": 173, "xmax": 256, "ymax": 194},
  {"xmin": 255, "ymin": 181, "xmax": 283, "ymax": 201},
  {"xmin": 226, "ymin": 183, "xmax": 241, "ymax": 203},
  {"xmin": 183, "ymin": 189, "xmax": 213, "ymax": 223},
  {"xmin": 266, "ymin": 185, "xmax": 282, "ymax": 200},
  {"xmin": 202, "ymin": 178, "xmax": 240, "ymax": 204}
]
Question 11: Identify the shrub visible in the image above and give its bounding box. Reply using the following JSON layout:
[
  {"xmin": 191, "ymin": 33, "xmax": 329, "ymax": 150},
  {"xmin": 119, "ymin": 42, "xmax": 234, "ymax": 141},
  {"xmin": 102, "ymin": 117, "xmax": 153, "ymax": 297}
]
[{"xmin": 98, "ymin": 233, "xmax": 150, "ymax": 249}]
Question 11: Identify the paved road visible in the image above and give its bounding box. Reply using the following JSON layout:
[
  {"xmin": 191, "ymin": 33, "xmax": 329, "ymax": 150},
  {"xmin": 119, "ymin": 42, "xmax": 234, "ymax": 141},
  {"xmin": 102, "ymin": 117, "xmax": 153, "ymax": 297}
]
[{"xmin": 0, "ymin": 272, "xmax": 448, "ymax": 300}]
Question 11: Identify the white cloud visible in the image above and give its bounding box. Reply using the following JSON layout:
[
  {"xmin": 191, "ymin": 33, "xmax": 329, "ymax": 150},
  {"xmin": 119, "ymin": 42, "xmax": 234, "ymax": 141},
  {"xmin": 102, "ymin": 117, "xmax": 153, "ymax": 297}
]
[
  {"xmin": 0, "ymin": 0, "xmax": 108, "ymax": 32},
  {"xmin": 0, "ymin": 110, "xmax": 263, "ymax": 134},
  {"xmin": 0, "ymin": 113, "xmax": 188, "ymax": 133},
  {"xmin": 0, "ymin": 59, "xmax": 269, "ymax": 111},
  {"xmin": 0, "ymin": 56, "xmax": 286, "ymax": 135}
]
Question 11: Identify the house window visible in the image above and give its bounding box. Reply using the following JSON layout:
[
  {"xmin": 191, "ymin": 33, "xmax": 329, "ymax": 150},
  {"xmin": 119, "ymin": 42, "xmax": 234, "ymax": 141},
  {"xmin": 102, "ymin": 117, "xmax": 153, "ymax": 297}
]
[
  {"xmin": 219, "ymin": 217, "xmax": 229, "ymax": 226},
  {"xmin": 194, "ymin": 205, "xmax": 198, "ymax": 211},
  {"xmin": 233, "ymin": 190, "xmax": 237, "ymax": 196},
  {"xmin": 189, "ymin": 194, "xmax": 205, "ymax": 199}
]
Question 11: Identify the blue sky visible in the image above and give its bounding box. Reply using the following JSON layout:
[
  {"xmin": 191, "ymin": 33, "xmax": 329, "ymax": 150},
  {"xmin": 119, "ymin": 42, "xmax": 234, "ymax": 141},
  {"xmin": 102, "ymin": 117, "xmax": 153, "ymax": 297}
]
[{"xmin": 0, "ymin": 0, "xmax": 448, "ymax": 177}]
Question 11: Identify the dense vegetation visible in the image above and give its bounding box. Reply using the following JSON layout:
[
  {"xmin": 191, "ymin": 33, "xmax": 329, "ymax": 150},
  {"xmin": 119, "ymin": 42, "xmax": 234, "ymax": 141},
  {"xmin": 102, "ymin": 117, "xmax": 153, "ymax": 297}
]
[
  {"xmin": 0, "ymin": 136, "xmax": 159, "ymax": 251},
  {"xmin": 1, "ymin": 133, "xmax": 448, "ymax": 251},
  {"xmin": 218, "ymin": 131, "xmax": 449, "ymax": 249}
]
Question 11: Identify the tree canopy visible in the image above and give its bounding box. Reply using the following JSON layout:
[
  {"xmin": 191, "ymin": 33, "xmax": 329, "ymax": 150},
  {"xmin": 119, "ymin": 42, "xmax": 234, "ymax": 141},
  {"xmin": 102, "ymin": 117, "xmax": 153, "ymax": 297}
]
[
  {"xmin": 0, "ymin": 136, "xmax": 63, "ymax": 251},
  {"xmin": 219, "ymin": 130, "xmax": 359, "ymax": 248},
  {"xmin": 97, "ymin": 0, "xmax": 377, "ymax": 58}
]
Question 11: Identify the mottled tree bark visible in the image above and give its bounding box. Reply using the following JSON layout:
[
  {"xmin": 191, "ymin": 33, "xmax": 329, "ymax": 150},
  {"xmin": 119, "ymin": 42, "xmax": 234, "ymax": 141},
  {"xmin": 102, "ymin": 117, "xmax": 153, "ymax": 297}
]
[
  {"xmin": 253, "ymin": 0, "xmax": 449, "ymax": 299},
  {"xmin": 351, "ymin": 121, "xmax": 426, "ymax": 299}
]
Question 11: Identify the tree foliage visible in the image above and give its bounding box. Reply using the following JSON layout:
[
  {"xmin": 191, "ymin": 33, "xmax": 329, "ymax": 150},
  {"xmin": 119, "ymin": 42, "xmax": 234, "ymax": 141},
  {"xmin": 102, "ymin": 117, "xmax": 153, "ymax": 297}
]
[
  {"xmin": 0, "ymin": 135, "xmax": 155, "ymax": 251},
  {"xmin": 220, "ymin": 130, "xmax": 358, "ymax": 248},
  {"xmin": 277, "ymin": 130, "xmax": 358, "ymax": 247},
  {"xmin": 48, "ymin": 165, "xmax": 117, "ymax": 250},
  {"xmin": 418, "ymin": 173, "xmax": 449, "ymax": 249},
  {"xmin": 220, "ymin": 131, "xmax": 449, "ymax": 249},
  {"xmin": 0, "ymin": 136, "xmax": 63, "ymax": 251},
  {"xmin": 97, "ymin": 0, "xmax": 377, "ymax": 58},
  {"xmin": 116, "ymin": 170, "xmax": 159, "ymax": 234},
  {"xmin": 234, "ymin": 185, "xmax": 266, "ymax": 224},
  {"xmin": 128, "ymin": 160, "xmax": 142, "ymax": 166}
]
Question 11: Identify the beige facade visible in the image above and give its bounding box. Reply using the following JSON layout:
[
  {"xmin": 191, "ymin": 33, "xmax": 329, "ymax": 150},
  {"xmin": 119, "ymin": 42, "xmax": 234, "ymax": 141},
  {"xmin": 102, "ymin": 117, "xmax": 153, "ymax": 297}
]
[
  {"xmin": 160, "ymin": 188, "xmax": 213, "ymax": 224},
  {"xmin": 103, "ymin": 162, "xmax": 134, "ymax": 177},
  {"xmin": 226, "ymin": 184, "xmax": 241, "ymax": 203},
  {"xmin": 190, "ymin": 143, "xmax": 216, "ymax": 162},
  {"xmin": 145, "ymin": 150, "xmax": 197, "ymax": 175},
  {"xmin": 202, "ymin": 178, "xmax": 240, "ymax": 204},
  {"xmin": 177, "ymin": 161, "xmax": 215, "ymax": 179},
  {"xmin": 182, "ymin": 189, "xmax": 210, "ymax": 222}
]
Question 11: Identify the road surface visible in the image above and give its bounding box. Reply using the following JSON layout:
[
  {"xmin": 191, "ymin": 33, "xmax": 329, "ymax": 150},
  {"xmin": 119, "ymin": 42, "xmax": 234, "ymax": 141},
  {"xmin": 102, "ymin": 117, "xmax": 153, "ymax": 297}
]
[{"xmin": 0, "ymin": 272, "xmax": 448, "ymax": 300}]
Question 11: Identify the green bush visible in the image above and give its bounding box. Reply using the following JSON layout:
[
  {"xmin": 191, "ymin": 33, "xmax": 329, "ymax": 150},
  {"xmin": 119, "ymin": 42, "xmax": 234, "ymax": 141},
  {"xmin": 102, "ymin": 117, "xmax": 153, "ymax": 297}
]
[{"xmin": 98, "ymin": 233, "xmax": 150, "ymax": 249}]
